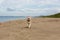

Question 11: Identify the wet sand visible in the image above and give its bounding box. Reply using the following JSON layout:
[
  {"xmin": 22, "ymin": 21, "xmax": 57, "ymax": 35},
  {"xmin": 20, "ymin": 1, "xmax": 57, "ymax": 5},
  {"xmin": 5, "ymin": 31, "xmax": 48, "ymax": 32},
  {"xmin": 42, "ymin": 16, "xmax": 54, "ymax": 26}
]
[{"xmin": 0, "ymin": 18, "xmax": 60, "ymax": 40}]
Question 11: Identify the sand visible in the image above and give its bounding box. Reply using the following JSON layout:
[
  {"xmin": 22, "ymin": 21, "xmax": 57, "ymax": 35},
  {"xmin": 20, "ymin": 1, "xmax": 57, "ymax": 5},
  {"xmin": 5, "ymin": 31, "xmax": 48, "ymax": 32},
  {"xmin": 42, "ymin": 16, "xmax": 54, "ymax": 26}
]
[{"xmin": 0, "ymin": 18, "xmax": 60, "ymax": 40}]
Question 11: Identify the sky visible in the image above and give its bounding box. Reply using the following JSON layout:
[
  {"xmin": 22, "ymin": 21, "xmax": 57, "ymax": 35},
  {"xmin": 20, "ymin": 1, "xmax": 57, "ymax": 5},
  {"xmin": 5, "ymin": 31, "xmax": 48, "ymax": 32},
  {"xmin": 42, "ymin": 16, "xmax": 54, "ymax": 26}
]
[{"xmin": 0, "ymin": 0, "xmax": 60, "ymax": 16}]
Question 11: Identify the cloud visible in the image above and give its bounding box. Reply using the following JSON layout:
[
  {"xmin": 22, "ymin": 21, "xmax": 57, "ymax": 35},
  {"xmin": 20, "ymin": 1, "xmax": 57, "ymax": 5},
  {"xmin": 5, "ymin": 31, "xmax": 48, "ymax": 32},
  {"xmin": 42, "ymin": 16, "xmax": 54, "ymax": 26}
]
[
  {"xmin": 0, "ymin": 0, "xmax": 60, "ymax": 16},
  {"xmin": 0, "ymin": 0, "xmax": 4, "ymax": 4}
]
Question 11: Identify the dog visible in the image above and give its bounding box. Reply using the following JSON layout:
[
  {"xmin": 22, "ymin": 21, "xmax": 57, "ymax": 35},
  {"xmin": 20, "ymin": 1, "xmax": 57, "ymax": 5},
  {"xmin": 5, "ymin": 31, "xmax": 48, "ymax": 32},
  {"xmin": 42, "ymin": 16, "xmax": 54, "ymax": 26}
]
[{"xmin": 27, "ymin": 16, "xmax": 31, "ymax": 28}]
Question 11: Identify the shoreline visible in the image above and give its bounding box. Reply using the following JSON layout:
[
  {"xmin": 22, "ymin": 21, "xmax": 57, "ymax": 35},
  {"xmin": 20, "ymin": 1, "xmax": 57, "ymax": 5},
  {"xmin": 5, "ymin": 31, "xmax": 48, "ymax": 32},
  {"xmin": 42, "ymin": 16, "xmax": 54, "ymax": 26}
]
[
  {"xmin": 0, "ymin": 18, "xmax": 60, "ymax": 25},
  {"xmin": 0, "ymin": 17, "xmax": 60, "ymax": 23}
]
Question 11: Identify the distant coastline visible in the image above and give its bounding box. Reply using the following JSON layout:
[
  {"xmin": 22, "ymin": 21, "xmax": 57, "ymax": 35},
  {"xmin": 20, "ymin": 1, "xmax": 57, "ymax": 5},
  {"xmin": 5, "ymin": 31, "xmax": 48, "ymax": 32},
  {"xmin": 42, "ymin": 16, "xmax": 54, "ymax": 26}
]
[
  {"xmin": 0, "ymin": 13, "xmax": 60, "ymax": 22},
  {"xmin": 39, "ymin": 13, "xmax": 60, "ymax": 18}
]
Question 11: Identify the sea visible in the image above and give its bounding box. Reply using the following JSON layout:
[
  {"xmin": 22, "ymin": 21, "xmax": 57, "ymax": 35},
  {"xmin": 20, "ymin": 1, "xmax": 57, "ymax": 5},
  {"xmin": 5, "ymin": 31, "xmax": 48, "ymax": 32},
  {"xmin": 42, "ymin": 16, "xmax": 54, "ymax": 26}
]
[{"xmin": 0, "ymin": 16, "xmax": 26, "ymax": 22}]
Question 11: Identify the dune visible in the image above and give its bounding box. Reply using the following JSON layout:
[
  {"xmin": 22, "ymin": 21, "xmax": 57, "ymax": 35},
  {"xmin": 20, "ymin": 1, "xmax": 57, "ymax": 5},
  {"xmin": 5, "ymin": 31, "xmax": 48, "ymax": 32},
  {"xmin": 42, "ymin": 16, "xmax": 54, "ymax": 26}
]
[{"xmin": 0, "ymin": 18, "xmax": 60, "ymax": 40}]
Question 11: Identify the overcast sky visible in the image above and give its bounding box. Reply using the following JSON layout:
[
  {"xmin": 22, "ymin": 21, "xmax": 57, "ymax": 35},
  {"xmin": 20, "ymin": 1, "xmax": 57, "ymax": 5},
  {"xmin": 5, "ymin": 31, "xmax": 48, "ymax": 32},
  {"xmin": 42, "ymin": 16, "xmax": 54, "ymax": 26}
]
[{"xmin": 0, "ymin": 0, "xmax": 60, "ymax": 16}]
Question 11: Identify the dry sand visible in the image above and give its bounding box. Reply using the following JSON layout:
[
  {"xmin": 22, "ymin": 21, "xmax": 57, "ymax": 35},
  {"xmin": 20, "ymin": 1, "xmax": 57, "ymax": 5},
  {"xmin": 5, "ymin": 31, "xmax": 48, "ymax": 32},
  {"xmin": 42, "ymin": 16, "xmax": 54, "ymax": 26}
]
[{"xmin": 0, "ymin": 18, "xmax": 60, "ymax": 40}]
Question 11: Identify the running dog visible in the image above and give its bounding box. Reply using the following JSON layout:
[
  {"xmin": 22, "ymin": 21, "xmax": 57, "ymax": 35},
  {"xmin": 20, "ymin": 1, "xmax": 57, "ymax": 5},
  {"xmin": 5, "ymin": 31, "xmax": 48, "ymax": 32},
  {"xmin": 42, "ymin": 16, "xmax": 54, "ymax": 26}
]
[{"xmin": 27, "ymin": 16, "xmax": 31, "ymax": 28}]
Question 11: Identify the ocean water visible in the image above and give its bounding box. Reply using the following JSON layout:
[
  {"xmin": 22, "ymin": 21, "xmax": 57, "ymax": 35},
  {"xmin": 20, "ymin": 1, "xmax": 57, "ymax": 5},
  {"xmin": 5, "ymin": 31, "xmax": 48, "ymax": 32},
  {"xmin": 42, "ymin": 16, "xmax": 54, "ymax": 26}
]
[{"xmin": 0, "ymin": 16, "xmax": 26, "ymax": 22}]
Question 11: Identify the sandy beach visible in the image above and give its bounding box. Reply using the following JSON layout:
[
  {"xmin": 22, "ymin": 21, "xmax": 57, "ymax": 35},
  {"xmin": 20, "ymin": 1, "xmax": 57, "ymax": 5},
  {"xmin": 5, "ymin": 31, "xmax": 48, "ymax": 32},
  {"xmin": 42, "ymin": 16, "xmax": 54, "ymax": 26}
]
[{"xmin": 0, "ymin": 18, "xmax": 60, "ymax": 40}]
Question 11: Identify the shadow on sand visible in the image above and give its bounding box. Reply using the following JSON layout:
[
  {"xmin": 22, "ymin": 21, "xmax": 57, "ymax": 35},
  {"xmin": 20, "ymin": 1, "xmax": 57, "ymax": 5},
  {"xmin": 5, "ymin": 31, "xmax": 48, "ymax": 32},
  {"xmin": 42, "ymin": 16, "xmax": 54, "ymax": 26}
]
[{"xmin": 24, "ymin": 26, "xmax": 31, "ymax": 29}]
